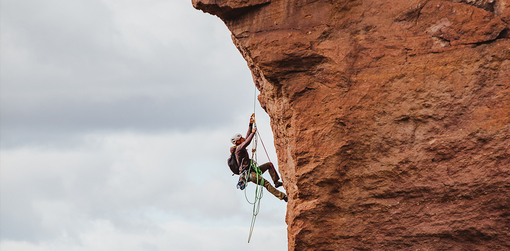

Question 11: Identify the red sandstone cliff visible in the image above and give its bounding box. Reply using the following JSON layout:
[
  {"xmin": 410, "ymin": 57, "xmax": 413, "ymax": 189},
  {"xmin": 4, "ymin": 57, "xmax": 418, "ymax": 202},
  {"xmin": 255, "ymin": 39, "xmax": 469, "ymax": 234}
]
[{"xmin": 193, "ymin": 0, "xmax": 510, "ymax": 250}]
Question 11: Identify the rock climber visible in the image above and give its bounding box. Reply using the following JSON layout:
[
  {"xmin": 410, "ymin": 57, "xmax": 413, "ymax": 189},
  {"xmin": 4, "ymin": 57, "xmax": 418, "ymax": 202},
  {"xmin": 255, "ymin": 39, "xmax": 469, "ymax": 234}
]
[{"xmin": 230, "ymin": 114, "xmax": 288, "ymax": 202}]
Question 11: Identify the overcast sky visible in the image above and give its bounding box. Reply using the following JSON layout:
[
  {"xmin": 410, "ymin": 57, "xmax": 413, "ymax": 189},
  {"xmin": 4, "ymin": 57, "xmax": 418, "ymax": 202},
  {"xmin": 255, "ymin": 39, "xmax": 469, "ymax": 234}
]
[{"xmin": 0, "ymin": 0, "xmax": 288, "ymax": 250}]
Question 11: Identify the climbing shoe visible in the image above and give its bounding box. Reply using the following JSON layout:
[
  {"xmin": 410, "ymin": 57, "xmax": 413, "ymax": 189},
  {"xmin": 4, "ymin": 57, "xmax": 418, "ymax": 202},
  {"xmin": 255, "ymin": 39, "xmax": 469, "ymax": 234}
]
[
  {"xmin": 274, "ymin": 180, "xmax": 283, "ymax": 188},
  {"xmin": 283, "ymin": 195, "xmax": 288, "ymax": 202}
]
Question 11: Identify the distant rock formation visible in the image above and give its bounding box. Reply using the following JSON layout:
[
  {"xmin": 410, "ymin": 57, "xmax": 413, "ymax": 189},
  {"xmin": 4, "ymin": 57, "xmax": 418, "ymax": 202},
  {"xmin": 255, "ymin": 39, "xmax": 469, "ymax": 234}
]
[{"xmin": 193, "ymin": 0, "xmax": 510, "ymax": 250}]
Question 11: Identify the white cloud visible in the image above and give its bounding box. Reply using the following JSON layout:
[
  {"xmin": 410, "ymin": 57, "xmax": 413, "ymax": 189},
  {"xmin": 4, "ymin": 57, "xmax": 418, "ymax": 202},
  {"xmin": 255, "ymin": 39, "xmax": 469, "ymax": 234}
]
[
  {"xmin": 0, "ymin": 222, "xmax": 287, "ymax": 251},
  {"xmin": 1, "ymin": 128, "xmax": 287, "ymax": 249}
]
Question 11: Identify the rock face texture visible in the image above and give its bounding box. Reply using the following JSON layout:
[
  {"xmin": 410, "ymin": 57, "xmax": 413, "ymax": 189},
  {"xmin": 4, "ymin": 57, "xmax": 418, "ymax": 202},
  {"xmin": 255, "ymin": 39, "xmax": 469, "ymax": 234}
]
[{"xmin": 193, "ymin": 0, "xmax": 510, "ymax": 250}]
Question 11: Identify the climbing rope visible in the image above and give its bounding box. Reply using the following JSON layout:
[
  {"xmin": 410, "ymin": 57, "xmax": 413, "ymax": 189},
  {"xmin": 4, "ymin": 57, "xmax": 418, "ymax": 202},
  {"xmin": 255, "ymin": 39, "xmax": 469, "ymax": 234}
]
[
  {"xmin": 245, "ymin": 120, "xmax": 264, "ymax": 243},
  {"xmin": 253, "ymin": 85, "xmax": 257, "ymax": 115},
  {"xmin": 244, "ymin": 86, "xmax": 268, "ymax": 243},
  {"xmin": 256, "ymin": 129, "xmax": 272, "ymax": 164},
  {"xmin": 243, "ymin": 87, "xmax": 279, "ymax": 243}
]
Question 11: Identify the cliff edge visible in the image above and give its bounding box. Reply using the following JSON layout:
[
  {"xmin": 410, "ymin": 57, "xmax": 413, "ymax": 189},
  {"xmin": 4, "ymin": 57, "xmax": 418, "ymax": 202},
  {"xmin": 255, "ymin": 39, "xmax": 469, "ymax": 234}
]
[{"xmin": 193, "ymin": 0, "xmax": 510, "ymax": 250}]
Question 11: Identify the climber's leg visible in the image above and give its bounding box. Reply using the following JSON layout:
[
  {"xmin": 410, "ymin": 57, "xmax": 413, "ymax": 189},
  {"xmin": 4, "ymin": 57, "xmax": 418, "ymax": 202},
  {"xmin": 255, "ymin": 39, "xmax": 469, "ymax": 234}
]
[
  {"xmin": 258, "ymin": 162, "xmax": 280, "ymax": 183},
  {"xmin": 247, "ymin": 171, "xmax": 287, "ymax": 201}
]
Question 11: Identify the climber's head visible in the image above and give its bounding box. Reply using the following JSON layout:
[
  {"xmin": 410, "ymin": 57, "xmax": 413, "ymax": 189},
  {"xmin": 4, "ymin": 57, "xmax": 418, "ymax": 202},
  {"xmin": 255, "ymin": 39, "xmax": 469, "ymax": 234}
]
[{"xmin": 231, "ymin": 133, "xmax": 244, "ymax": 145}]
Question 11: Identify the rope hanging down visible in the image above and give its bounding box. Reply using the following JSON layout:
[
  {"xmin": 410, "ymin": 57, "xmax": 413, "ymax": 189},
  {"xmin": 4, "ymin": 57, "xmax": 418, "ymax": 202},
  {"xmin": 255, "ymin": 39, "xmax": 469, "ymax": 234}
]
[
  {"xmin": 245, "ymin": 120, "xmax": 262, "ymax": 243},
  {"xmin": 244, "ymin": 87, "xmax": 275, "ymax": 243}
]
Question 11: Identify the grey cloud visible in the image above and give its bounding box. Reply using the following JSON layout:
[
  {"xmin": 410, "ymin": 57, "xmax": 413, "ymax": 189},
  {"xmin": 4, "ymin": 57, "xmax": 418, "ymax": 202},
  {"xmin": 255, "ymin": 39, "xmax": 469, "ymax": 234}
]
[
  {"xmin": 1, "ymin": 90, "xmax": 250, "ymax": 148},
  {"xmin": 1, "ymin": 0, "xmax": 120, "ymax": 73},
  {"xmin": 1, "ymin": 0, "xmax": 255, "ymax": 148},
  {"xmin": 0, "ymin": 168, "xmax": 67, "ymax": 241}
]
